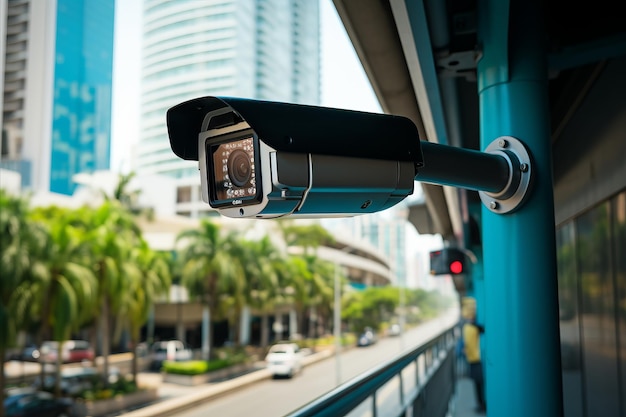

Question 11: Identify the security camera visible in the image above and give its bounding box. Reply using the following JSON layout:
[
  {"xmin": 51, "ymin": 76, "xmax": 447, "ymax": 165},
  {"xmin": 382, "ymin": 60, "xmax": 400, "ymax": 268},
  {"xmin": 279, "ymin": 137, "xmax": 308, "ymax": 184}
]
[{"xmin": 167, "ymin": 96, "xmax": 423, "ymax": 219}]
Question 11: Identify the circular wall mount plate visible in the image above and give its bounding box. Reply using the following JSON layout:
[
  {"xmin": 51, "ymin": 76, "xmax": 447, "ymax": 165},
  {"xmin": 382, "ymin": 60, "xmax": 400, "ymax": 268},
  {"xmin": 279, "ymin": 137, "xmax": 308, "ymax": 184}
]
[{"xmin": 478, "ymin": 136, "xmax": 533, "ymax": 214}]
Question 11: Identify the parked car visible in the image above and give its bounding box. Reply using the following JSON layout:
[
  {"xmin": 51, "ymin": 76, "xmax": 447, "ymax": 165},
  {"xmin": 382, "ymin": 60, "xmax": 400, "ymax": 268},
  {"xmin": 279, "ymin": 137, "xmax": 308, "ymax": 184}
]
[
  {"xmin": 4, "ymin": 387, "xmax": 73, "ymax": 417},
  {"xmin": 33, "ymin": 366, "xmax": 120, "ymax": 396},
  {"xmin": 7, "ymin": 345, "xmax": 41, "ymax": 362},
  {"xmin": 388, "ymin": 323, "xmax": 401, "ymax": 337},
  {"xmin": 149, "ymin": 340, "xmax": 193, "ymax": 371},
  {"xmin": 265, "ymin": 342, "xmax": 304, "ymax": 378},
  {"xmin": 39, "ymin": 340, "xmax": 94, "ymax": 364},
  {"xmin": 357, "ymin": 327, "xmax": 378, "ymax": 347}
]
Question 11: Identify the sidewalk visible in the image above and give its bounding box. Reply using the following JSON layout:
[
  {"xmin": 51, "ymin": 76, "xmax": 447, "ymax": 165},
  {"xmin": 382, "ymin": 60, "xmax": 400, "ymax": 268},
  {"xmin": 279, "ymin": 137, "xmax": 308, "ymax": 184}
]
[{"xmin": 121, "ymin": 349, "xmax": 334, "ymax": 417}]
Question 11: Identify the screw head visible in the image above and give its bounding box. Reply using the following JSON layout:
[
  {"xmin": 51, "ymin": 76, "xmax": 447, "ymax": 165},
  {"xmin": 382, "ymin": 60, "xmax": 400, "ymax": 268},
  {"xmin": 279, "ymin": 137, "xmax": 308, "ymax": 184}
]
[
  {"xmin": 489, "ymin": 201, "xmax": 499, "ymax": 210},
  {"xmin": 498, "ymin": 139, "xmax": 508, "ymax": 148},
  {"xmin": 520, "ymin": 163, "xmax": 529, "ymax": 172}
]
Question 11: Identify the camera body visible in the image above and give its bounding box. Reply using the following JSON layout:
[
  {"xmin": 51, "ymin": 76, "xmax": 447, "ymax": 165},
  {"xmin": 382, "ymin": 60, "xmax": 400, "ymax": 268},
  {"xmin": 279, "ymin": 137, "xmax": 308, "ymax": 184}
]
[{"xmin": 167, "ymin": 96, "xmax": 423, "ymax": 219}]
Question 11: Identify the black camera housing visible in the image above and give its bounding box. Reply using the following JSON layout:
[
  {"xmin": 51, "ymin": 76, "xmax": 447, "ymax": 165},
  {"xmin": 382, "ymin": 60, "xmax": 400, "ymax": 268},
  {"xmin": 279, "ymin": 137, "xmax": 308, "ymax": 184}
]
[{"xmin": 166, "ymin": 96, "xmax": 423, "ymax": 218}]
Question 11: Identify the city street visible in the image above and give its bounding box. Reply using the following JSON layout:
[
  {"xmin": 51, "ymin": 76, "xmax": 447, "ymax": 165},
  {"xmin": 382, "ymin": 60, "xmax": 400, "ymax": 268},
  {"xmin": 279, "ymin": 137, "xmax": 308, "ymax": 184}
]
[
  {"xmin": 159, "ymin": 309, "xmax": 459, "ymax": 417},
  {"xmin": 3, "ymin": 309, "xmax": 459, "ymax": 417}
]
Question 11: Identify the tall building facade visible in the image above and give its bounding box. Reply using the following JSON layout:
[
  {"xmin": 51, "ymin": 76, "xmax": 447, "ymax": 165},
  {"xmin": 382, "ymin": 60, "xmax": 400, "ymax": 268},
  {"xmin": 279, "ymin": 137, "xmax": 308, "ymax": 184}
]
[
  {"xmin": 1, "ymin": 0, "xmax": 115, "ymax": 195},
  {"xmin": 136, "ymin": 0, "xmax": 320, "ymax": 217},
  {"xmin": 354, "ymin": 212, "xmax": 409, "ymax": 287}
]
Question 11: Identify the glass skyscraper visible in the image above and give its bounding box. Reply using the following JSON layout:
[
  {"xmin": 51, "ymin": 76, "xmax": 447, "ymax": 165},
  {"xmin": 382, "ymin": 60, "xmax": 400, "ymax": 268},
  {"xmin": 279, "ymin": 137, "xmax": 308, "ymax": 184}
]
[
  {"xmin": 1, "ymin": 0, "xmax": 115, "ymax": 195},
  {"xmin": 135, "ymin": 0, "xmax": 320, "ymax": 217}
]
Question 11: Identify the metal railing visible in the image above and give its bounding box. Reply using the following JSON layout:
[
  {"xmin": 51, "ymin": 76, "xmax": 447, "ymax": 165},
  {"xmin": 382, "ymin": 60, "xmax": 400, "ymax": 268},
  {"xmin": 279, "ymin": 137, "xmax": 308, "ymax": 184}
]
[{"xmin": 286, "ymin": 325, "xmax": 458, "ymax": 417}]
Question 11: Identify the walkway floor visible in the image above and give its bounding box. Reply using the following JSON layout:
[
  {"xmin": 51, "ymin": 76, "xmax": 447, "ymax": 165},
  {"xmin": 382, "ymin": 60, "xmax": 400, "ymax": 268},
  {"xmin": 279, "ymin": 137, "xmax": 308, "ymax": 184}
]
[{"xmin": 454, "ymin": 376, "xmax": 486, "ymax": 417}]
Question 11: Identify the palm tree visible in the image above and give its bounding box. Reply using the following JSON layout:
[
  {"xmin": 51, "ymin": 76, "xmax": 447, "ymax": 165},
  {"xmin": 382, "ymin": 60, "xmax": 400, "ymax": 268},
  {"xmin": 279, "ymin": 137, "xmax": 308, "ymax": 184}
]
[
  {"xmin": 23, "ymin": 206, "xmax": 98, "ymax": 397},
  {"xmin": 0, "ymin": 191, "xmax": 48, "ymax": 417},
  {"xmin": 278, "ymin": 221, "xmax": 335, "ymax": 255},
  {"xmin": 241, "ymin": 236, "xmax": 287, "ymax": 347},
  {"xmin": 108, "ymin": 171, "xmax": 154, "ymax": 220},
  {"xmin": 79, "ymin": 201, "xmax": 144, "ymax": 386},
  {"xmin": 277, "ymin": 222, "xmax": 336, "ymax": 337},
  {"xmin": 213, "ymin": 238, "xmax": 249, "ymax": 347},
  {"xmin": 176, "ymin": 220, "xmax": 245, "ymax": 360},
  {"xmin": 282, "ymin": 256, "xmax": 314, "ymax": 339},
  {"xmin": 301, "ymin": 255, "xmax": 335, "ymax": 338},
  {"xmin": 119, "ymin": 241, "xmax": 171, "ymax": 381}
]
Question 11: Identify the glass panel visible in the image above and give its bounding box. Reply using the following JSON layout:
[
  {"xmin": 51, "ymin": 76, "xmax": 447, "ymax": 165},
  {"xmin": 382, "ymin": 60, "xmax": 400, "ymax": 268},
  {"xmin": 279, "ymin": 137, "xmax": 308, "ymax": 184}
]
[
  {"xmin": 613, "ymin": 192, "xmax": 626, "ymax": 412},
  {"xmin": 401, "ymin": 361, "xmax": 418, "ymax": 399},
  {"xmin": 578, "ymin": 201, "xmax": 619, "ymax": 417},
  {"xmin": 557, "ymin": 221, "xmax": 584, "ymax": 417},
  {"xmin": 376, "ymin": 377, "xmax": 402, "ymax": 416},
  {"xmin": 345, "ymin": 398, "xmax": 373, "ymax": 417}
]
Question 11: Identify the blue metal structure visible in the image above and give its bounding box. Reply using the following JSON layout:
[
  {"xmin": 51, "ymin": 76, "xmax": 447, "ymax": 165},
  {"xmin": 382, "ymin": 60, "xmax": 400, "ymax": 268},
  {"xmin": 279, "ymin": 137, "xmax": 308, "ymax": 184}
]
[
  {"xmin": 478, "ymin": 2, "xmax": 562, "ymax": 415},
  {"xmin": 322, "ymin": 1, "xmax": 625, "ymax": 416}
]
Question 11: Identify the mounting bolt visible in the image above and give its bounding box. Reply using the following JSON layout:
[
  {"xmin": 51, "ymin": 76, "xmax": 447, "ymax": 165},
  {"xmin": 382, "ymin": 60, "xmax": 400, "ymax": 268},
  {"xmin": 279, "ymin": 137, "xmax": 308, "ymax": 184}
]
[
  {"xmin": 489, "ymin": 201, "xmax": 499, "ymax": 210},
  {"xmin": 520, "ymin": 163, "xmax": 529, "ymax": 172},
  {"xmin": 498, "ymin": 139, "xmax": 508, "ymax": 148}
]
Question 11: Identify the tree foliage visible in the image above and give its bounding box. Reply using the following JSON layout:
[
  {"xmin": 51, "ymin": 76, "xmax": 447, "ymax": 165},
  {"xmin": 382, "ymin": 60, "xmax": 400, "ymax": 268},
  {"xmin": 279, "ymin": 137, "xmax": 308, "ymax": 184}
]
[
  {"xmin": 176, "ymin": 220, "xmax": 246, "ymax": 358},
  {"xmin": 342, "ymin": 286, "xmax": 452, "ymax": 332},
  {"xmin": 278, "ymin": 221, "xmax": 335, "ymax": 253},
  {"xmin": 0, "ymin": 185, "xmax": 453, "ymax": 408}
]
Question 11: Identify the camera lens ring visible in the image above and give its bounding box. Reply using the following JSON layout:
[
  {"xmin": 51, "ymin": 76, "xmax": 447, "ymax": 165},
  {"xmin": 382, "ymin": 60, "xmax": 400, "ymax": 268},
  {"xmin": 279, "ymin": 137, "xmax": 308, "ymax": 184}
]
[{"xmin": 227, "ymin": 149, "xmax": 252, "ymax": 187}]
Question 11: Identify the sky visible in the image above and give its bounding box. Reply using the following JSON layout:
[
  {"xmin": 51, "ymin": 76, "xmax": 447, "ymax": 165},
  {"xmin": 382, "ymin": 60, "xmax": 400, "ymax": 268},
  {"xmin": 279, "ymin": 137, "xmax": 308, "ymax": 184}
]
[{"xmin": 110, "ymin": 0, "xmax": 381, "ymax": 173}]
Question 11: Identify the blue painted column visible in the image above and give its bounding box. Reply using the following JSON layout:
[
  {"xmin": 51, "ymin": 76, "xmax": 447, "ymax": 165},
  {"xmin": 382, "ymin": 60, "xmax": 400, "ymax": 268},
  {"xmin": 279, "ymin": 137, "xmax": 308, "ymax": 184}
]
[{"xmin": 477, "ymin": 1, "xmax": 563, "ymax": 416}]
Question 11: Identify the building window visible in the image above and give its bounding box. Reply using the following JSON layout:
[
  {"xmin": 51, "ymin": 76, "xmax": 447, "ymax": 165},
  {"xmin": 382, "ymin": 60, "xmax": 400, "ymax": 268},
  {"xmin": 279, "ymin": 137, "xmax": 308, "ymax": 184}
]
[{"xmin": 177, "ymin": 186, "xmax": 192, "ymax": 203}]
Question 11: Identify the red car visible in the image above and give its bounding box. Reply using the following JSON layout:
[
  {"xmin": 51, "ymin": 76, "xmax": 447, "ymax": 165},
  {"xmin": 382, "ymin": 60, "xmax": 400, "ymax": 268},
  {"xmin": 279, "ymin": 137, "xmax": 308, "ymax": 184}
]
[{"xmin": 39, "ymin": 340, "xmax": 94, "ymax": 364}]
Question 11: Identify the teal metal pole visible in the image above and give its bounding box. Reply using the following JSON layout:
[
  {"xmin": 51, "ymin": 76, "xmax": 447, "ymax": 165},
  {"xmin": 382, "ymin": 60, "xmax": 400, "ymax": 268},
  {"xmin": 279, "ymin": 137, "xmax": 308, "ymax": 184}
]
[{"xmin": 477, "ymin": 1, "xmax": 563, "ymax": 416}]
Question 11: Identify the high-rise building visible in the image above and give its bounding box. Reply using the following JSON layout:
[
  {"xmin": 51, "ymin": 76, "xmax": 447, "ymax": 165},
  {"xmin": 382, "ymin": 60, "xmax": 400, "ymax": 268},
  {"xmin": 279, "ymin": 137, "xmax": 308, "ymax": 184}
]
[
  {"xmin": 135, "ymin": 0, "xmax": 320, "ymax": 217},
  {"xmin": 353, "ymin": 212, "xmax": 409, "ymax": 287},
  {"xmin": 1, "ymin": 0, "xmax": 116, "ymax": 195}
]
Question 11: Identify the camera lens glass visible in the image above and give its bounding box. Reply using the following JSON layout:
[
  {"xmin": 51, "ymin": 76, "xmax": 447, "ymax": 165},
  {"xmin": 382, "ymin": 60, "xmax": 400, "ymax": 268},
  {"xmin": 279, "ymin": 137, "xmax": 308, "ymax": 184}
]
[
  {"xmin": 210, "ymin": 136, "xmax": 257, "ymax": 203},
  {"xmin": 228, "ymin": 149, "xmax": 252, "ymax": 187}
]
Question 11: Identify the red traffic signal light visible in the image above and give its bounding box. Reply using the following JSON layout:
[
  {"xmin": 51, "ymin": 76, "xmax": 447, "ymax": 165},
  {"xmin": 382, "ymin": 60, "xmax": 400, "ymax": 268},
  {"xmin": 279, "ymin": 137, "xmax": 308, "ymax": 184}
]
[
  {"xmin": 429, "ymin": 248, "xmax": 467, "ymax": 275},
  {"xmin": 449, "ymin": 260, "xmax": 464, "ymax": 274}
]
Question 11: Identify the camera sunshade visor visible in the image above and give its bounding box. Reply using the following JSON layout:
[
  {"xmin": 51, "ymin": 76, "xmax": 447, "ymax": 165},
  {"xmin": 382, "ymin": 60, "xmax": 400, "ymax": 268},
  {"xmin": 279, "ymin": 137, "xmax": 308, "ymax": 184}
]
[{"xmin": 167, "ymin": 96, "xmax": 423, "ymax": 166}]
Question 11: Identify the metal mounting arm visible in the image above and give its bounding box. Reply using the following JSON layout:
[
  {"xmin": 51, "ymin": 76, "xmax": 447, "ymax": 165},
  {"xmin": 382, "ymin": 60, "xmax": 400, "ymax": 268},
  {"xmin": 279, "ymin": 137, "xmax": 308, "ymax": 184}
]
[{"xmin": 415, "ymin": 136, "xmax": 533, "ymax": 214}]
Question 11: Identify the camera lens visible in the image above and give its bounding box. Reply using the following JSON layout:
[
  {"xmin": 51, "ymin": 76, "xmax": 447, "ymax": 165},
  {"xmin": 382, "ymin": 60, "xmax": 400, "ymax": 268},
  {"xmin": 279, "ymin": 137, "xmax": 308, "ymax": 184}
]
[{"xmin": 227, "ymin": 149, "xmax": 252, "ymax": 187}]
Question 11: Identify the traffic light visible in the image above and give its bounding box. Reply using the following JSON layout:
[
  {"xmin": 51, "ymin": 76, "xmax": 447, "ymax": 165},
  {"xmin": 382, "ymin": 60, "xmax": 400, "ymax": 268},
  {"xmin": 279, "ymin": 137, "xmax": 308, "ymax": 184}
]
[{"xmin": 429, "ymin": 248, "xmax": 467, "ymax": 275}]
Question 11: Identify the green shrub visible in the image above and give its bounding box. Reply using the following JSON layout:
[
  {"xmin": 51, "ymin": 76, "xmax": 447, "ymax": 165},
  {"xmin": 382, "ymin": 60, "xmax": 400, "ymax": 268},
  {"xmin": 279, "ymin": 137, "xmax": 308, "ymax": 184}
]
[
  {"xmin": 163, "ymin": 359, "xmax": 230, "ymax": 375},
  {"xmin": 74, "ymin": 377, "xmax": 138, "ymax": 400},
  {"xmin": 162, "ymin": 360, "xmax": 211, "ymax": 375},
  {"xmin": 111, "ymin": 378, "xmax": 137, "ymax": 396},
  {"xmin": 162, "ymin": 353, "xmax": 250, "ymax": 376}
]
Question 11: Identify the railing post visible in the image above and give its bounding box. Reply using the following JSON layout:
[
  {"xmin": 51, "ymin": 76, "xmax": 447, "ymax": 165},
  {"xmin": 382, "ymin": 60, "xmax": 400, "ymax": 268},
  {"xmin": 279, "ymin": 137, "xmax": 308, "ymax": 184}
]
[{"xmin": 477, "ymin": 0, "xmax": 563, "ymax": 416}]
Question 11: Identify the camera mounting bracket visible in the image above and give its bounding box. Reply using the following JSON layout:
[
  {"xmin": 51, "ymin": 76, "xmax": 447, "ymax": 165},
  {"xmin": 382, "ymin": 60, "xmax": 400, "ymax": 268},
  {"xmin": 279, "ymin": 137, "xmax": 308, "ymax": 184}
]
[{"xmin": 478, "ymin": 136, "xmax": 533, "ymax": 214}]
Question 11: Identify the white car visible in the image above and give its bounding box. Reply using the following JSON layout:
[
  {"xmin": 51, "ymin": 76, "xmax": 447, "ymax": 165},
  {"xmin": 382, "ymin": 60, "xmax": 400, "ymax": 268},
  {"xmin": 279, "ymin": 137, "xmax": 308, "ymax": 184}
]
[
  {"xmin": 388, "ymin": 324, "xmax": 401, "ymax": 337},
  {"xmin": 150, "ymin": 340, "xmax": 193, "ymax": 370},
  {"xmin": 265, "ymin": 342, "xmax": 303, "ymax": 378}
]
